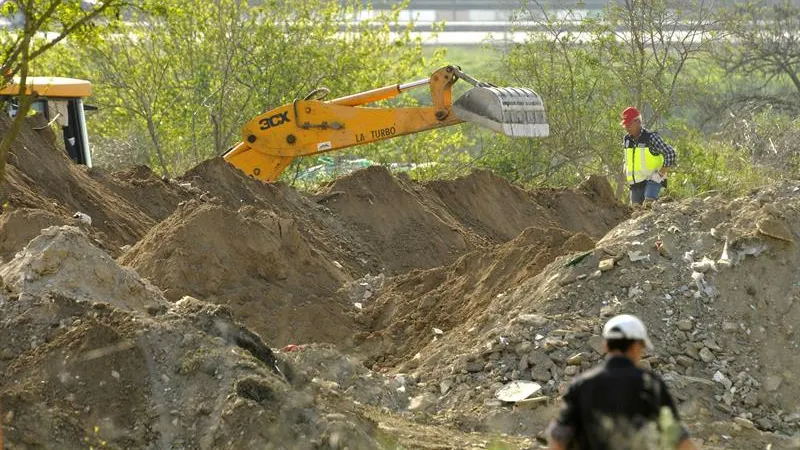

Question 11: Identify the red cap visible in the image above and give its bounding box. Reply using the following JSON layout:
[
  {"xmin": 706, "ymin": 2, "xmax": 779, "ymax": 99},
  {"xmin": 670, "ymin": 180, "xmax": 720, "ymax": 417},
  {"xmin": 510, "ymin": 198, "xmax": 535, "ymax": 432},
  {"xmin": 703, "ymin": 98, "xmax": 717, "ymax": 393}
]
[{"xmin": 620, "ymin": 107, "xmax": 641, "ymax": 126}]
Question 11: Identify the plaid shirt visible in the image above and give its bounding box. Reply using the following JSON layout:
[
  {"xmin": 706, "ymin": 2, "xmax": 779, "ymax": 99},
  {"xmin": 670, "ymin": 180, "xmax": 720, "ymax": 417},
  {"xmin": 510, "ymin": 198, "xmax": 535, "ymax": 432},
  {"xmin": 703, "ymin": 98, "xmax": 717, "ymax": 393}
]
[{"xmin": 623, "ymin": 129, "xmax": 676, "ymax": 168}]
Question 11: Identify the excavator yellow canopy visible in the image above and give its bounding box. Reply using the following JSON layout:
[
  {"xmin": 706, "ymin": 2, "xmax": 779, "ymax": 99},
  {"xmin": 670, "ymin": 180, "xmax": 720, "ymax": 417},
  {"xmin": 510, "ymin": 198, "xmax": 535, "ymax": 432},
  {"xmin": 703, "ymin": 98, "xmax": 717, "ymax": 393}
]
[{"xmin": 0, "ymin": 77, "xmax": 92, "ymax": 98}]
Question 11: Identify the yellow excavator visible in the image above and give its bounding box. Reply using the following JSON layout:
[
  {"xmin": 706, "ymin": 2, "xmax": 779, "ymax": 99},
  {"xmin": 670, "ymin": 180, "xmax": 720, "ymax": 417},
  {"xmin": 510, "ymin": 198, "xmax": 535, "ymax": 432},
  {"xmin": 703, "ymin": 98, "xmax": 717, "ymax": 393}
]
[
  {"xmin": 2, "ymin": 66, "xmax": 549, "ymax": 182},
  {"xmin": 1, "ymin": 76, "xmax": 94, "ymax": 166},
  {"xmin": 224, "ymin": 65, "xmax": 549, "ymax": 182}
]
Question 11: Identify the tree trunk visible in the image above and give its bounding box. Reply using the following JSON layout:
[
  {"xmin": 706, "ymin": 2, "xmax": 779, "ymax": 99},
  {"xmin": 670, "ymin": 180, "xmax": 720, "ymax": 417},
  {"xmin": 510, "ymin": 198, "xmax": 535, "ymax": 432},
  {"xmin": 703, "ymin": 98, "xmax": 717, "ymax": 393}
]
[
  {"xmin": 146, "ymin": 116, "xmax": 170, "ymax": 179},
  {"xmin": 0, "ymin": 29, "xmax": 35, "ymax": 206}
]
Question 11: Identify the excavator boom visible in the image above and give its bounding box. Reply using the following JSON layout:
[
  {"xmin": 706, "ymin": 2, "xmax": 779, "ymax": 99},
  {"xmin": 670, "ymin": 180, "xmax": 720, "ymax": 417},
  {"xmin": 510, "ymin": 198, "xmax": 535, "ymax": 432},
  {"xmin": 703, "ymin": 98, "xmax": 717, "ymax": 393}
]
[{"xmin": 224, "ymin": 65, "xmax": 548, "ymax": 182}]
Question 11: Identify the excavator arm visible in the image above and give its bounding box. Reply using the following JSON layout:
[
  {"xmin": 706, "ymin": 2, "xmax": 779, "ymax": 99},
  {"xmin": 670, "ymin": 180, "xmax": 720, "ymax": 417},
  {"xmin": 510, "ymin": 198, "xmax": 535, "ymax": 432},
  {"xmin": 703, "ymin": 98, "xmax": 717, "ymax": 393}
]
[{"xmin": 224, "ymin": 65, "xmax": 548, "ymax": 182}]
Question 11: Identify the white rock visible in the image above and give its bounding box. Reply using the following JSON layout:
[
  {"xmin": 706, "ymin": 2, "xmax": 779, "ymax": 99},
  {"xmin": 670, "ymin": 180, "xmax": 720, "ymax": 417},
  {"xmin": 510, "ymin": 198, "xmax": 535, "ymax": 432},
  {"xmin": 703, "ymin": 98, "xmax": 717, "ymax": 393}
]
[
  {"xmin": 433, "ymin": 328, "xmax": 444, "ymax": 335},
  {"xmin": 72, "ymin": 212, "xmax": 92, "ymax": 226},
  {"xmin": 627, "ymin": 251, "xmax": 651, "ymax": 262},
  {"xmin": 713, "ymin": 371, "xmax": 733, "ymax": 390}
]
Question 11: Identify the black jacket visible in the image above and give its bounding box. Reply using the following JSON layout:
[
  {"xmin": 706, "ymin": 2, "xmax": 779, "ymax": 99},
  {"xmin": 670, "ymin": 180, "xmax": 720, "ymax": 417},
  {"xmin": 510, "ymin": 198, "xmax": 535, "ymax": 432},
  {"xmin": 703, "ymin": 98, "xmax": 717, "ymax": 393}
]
[{"xmin": 548, "ymin": 356, "xmax": 689, "ymax": 450}]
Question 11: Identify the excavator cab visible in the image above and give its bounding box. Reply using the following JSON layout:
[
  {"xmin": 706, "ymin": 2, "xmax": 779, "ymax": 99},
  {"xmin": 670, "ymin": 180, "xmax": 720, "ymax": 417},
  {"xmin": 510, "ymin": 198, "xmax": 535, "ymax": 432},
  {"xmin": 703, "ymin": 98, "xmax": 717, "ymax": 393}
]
[
  {"xmin": 1, "ymin": 77, "xmax": 94, "ymax": 166},
  {"xmin": 225, "ymin": 65, "xmax": 550, "ymax": 182}
]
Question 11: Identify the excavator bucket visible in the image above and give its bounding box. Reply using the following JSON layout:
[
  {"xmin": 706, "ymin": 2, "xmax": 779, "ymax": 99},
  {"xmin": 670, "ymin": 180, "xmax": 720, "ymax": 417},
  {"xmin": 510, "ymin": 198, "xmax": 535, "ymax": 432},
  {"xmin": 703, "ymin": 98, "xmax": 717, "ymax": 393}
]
[{"xmin": 453, "ymin": 86, "xmax": 549, "ymax": 138}]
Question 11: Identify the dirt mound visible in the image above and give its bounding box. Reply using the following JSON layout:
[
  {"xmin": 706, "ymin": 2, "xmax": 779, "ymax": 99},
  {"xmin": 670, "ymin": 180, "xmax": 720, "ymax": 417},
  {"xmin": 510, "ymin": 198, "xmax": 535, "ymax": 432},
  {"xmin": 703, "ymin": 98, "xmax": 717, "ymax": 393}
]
[
  {"xmin": 0, "ymin": 228, "xmax": 383, "ymax": 449},
  {"xmin": 119, "ymin": 201, "xmax": 356, "ymax": 346},
  {"xmin": 1, "ymin": 226, "xmax": 165, "ymax": 311},
  {"xmin": 0, "ymin": 208, "xmax": 67, "ymax": 262},
  {"xmin": 422, "ymin": 171, "xmax": 626, "ymax": 243},
  {"xmin": 319, "ymin": 166, "xmax": 473, "ymax": 273},
  {"xmin": 356, "ymin": 226, "xmax": 596, "ymax": 368},
  {"xmin": 354, "ymin": 185, "xmax": 800, "ymax": 448},
  {"xmin": 0, "ymin": 115, "xmax": 185, "ymax": 253},
  {"xmin": 89, "ymin": 164, "xmax": 190, "ymax": 224}
]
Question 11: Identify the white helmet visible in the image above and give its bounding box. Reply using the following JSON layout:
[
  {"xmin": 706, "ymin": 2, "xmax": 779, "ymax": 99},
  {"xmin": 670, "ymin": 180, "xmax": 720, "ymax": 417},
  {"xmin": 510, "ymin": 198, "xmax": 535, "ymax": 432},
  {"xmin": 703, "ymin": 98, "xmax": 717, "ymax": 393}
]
[{"xmin": 602, "ymin": 314, "xmax": 654, "ymax": 350}]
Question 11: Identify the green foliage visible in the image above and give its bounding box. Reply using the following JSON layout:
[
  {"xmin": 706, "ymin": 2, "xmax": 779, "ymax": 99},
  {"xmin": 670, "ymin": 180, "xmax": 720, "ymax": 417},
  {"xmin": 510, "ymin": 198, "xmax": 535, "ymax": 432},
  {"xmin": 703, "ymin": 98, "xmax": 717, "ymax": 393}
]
[
  {"xmin": 664, "ymin": 121, "xmax": 780, "ymax": 198},
  {"xmin": 715, "ymin": 0, "xmax": 800, "ymax": 110},
  {"xmin": 32, "ymin": 0, "xmax": 442, "ymax": 178}
]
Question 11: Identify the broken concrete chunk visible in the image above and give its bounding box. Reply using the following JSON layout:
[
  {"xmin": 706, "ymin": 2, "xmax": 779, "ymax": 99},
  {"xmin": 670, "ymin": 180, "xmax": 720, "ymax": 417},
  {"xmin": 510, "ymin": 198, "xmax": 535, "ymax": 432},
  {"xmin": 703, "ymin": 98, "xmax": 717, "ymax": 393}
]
[
  {"xmin": 756, "ymin": 216, "xmax": 793, "ymax": 242},
  {"xmin": 599, "ymin": 259, "xmax": 615, "ymax": 272},
  {"xmin": 690, "ymin": 256, "xmax": 717, "ymax": 273},
  {"xmin": 627, "ymin": 250, "xmax": 651, "ymax": 262}
]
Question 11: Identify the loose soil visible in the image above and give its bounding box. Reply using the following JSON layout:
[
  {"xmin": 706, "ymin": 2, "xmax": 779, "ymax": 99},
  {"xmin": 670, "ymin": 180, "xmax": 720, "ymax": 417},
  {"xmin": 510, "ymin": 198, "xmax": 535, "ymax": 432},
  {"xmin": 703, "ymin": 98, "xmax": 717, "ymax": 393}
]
[{"xmin": 1, "ymin": 115, "xmax": 798, "ymax": 449}]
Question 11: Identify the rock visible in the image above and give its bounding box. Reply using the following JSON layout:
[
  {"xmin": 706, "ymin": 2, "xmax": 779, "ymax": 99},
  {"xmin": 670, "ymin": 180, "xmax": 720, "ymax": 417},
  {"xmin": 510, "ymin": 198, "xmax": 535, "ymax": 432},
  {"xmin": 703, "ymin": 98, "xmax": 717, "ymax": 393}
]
[
  {"xmin": 733, "ymin": 417, "xmax": 755, "ymax": 429},
  {"xmin": 742, "ymin": 393, "xmax": 759, "ymax": 407},
  {"xmin": 439, "ymin": 380, "xmax": 453, "ymax": 395},
  {"xmin": 756, "ymin": 216, "xmax": 793, "ymax": 242},
  {"xmin": 722, "ymin": 322, "xmax": 738, "ymax": 333},
  {"xmin": 515, "ymin": 341, "xmax": 533, "ymax": 356},
  {"xmin": 756, "ymin": 418, "xmax": 773, "ymax": 431},
  {"xmin": 564, "ymin": 366, "xmax": 579, "ymax": 376},
  {"xmin": 466, "ymin": 361, "xmax": 484, "ymax": 373},
  {"xmin": 713, "ymin": 371, "xmax": 733, "ymax": 390},
  {"xmin": 587, "ymin": 335, "xmax": 605, "ymax": 354},
  {"xmin": 483, "ymin": 398, "xmax": 502, "ymax": 408},
  {"xmin": 638, "ymin": 360, "xmax": 652, "ymax": 370},
  {"xmin": 699, "ymin": 348, "xmax": 716, "ymax": 363},
  {"xmin": 599, "ymin": 259, "xmax": 615, "ymax": 272},
  {"xmin": 677, "ymin": 320, "xmax": 693, "ymax": 332},
  {"xmin": 715, "ymin": 403, "xmax": 733, "ymax": 414},
  {"xmin": 676, "ymin": 355, "xmax": 695, "ymax": 368},
  {"xmin": 517, "ymin": 314, "xmax": 548, "ymax": 327},
  {"xmin": 531, "ymin": 368, "xmax": 551, "ymax": 383},
  {"xmin": 408, "ymin": 392, "xmax": 438, "ymax": 412},
  {"xmin": 764, "ymin": 375, "xmax": 782, "ymax": 392},
  {"xmin": 529, "ymin": 351, "xmax": 554, "ymax": 369},
  {"xmin": 684, "ymin": 346, "xmax": 700, "ymax": 360},
  {"xmin": 566, "ymin": 353, "xmax": 583, "ymax": 366},
  {"xmin": 518, "ymin": 356, "xmax": 530, "ymax": 372},
  {"xmin": 588, "ymin": 270, "xmax": 602, "ymax": 280},
  {"xmin": 559, "ymin": 274, "xmax": 578, "ymax": 286}
]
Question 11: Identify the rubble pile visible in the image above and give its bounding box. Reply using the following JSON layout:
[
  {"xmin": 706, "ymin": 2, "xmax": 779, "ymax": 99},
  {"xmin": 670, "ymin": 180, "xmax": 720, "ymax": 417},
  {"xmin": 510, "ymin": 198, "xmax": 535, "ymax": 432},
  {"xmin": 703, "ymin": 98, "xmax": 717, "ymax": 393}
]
[
  {"xmin": 1, "ymin": 115, "xmax": 798, "ymax": 448},
  {"xmin": 360, "ymin": 186, "xmax": 800, "ymax": 448}
]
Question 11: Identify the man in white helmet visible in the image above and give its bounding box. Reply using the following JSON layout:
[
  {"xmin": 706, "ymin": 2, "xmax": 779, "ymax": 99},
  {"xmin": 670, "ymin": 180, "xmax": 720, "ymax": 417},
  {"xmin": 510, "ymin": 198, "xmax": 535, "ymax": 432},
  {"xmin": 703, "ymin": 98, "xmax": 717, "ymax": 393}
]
[{"xmin": 547, "ymin": 314, "xmax": 697, "ymax": 450}]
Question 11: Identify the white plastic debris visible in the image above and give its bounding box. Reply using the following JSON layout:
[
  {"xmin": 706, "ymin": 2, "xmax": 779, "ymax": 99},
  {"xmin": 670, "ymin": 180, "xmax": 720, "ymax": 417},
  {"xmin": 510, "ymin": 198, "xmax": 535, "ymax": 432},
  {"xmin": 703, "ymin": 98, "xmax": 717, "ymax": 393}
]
[
  {"xmin": 628, "ymin": 285, "xmax": 644, "ymax": 299},
  {"xmin": 332, "ymin": 260, "xmax": 343, "ymax": 269},
  {"xmin": 433, "ymin": 327, "xmax": 444, "ymax": 335},
  {"xmin": 353, "ymin": 302, "xmax": 363, "ymax": 310},
  {"xmin": 691, "ymin": 271, "xmax": 711, "ymax": 295},
  {"xmin": 72, "ymin": 211, "xmax": 92, "ymax": 226},
  {"xmin": 495, "ymin": 380, "xmax": 542, "ymax": 402},
  {"xmin": 682, "ymin": 250, "xmax": 695, "ymax": 264},
  {"xmin": 690, "ymin": 256, "xmax": 718, "ymax": 273},
  {"xmin": 627, "ymin": 250, "xmax": 651, "ymax": 262},
  {"xmin": 499, "ymin": 336, "xmax": 509, "ymax": 345},
  {"xmin": 717, "ymin": 239, "xmax": 732, "ymax": 267}
]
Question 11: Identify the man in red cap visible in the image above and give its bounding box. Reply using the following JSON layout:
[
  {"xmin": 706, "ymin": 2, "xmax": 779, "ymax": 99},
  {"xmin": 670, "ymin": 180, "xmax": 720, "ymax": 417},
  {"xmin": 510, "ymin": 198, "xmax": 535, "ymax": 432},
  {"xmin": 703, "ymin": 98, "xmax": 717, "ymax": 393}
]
[{"xmin": 620, "ymin": 107, "xmax": 676, "ymax": 208}]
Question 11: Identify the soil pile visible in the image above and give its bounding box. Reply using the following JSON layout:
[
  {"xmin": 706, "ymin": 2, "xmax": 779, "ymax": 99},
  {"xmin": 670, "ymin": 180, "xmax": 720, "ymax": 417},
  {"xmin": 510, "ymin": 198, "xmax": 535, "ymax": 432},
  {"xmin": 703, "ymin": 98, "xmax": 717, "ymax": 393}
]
[
  {"xmin": 0, "ymin": 115, "xmax": 187, "ymax": 253},
  {"xmin": 0, "ymin": 227, "xmax": 382, "ymax": 449},
  {"xmin": 3, "ymin": 115, "xmax": 797, "ymax": 449},
  {"xmin": 357, "ymin": 186, "xmax": 800, "ymax": 449}
]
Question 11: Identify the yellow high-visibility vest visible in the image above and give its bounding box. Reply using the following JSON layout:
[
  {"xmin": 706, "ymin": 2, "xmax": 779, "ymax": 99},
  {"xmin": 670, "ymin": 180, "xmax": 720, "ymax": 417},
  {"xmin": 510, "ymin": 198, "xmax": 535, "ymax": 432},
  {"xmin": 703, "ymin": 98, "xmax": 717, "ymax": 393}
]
[{"xmin": 625, "ymin": 145, "xmax": 664, "ymax": 185}]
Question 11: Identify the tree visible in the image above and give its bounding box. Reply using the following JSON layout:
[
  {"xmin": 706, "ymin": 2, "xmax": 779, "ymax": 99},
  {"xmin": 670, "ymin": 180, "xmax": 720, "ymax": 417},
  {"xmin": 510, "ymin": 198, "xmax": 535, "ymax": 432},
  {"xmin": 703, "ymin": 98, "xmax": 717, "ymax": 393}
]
[
  {"xmin": 76, "ymin": 0, "xmax": 437, "ymax": 179},
  {"xmin": 715, "ymin": 0, "xmax": 800, "ymax": 113},
  {"xmin": 0, "ymin": 0, "xmax": 126, "ymax": 200},
  {"xmin": 494, "ymin": 0, "xmax": 720, "ymax": 196}
]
